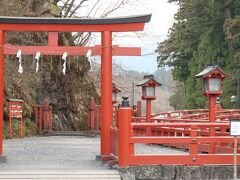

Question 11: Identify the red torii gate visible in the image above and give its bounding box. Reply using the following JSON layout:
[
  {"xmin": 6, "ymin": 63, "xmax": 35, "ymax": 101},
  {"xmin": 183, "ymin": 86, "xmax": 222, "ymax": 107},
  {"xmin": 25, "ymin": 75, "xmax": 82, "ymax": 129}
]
[{"xmin": 0, "ymin": 15, "xmax": 151, "ymax": 162}]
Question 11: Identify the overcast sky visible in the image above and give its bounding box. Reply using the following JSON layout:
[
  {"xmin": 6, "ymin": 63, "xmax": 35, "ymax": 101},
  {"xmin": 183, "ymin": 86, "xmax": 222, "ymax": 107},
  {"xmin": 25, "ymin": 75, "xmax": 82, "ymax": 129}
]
[
  {"xmin": 59, "ymin": 0, "xmax": 178, "ymax": 73},
  {"xmin": 112, "ymin": 0, "xmax": 178, "ymax": 73}
]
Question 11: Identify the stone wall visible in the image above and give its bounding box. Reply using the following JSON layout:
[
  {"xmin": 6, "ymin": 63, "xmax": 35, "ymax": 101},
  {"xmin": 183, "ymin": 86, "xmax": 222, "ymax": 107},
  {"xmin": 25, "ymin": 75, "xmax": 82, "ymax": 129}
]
[{"xmin": 119, "ymin": 165, "xmax": 239, "ymax": 180}]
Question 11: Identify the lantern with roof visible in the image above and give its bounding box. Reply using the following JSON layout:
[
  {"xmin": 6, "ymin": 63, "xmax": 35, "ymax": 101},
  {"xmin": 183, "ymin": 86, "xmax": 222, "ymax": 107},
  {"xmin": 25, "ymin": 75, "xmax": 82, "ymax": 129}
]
[
  {"xmin": 195, "ymin": 65, "xmax": 229, "ymax": 96},
  {"xmin": 136, "ymin": 74, "xmax": 161, "ymax": 100},
  {"xmin": 195, "ymin": 65, "xmax": 229, "ymax": 153},
  {"xmin": 136, "ymin": 74, "xmax": 161, "ymax": 136},
  {"xmin": 112, "ymin": 83, "xmax": 121, "ymax": 103}
]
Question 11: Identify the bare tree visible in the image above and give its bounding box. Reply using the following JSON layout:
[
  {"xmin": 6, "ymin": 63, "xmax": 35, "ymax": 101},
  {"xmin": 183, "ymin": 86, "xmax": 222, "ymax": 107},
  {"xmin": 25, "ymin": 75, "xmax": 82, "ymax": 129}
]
[{"xmin": 58, "ymin": 0, "xmax": 137, "ymax": 46}]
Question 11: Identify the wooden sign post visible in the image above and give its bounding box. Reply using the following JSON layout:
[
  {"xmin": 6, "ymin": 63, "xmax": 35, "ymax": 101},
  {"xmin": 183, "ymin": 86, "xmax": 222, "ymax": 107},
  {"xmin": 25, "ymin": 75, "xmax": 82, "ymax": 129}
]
[
  {"xmin": 230, "ymin": 119, "xmax": 240, "ymax": 180},
  {"xmin": 7, "ymin": 99, "xmax": 24, "ymax": 139}
]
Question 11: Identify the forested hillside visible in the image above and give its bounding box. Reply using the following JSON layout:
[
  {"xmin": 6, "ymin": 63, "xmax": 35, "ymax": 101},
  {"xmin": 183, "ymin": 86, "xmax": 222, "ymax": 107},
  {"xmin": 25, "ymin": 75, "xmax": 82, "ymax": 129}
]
[{"xmin": 156, "ymin": 0, "xmax": 240, "ymax": 110}]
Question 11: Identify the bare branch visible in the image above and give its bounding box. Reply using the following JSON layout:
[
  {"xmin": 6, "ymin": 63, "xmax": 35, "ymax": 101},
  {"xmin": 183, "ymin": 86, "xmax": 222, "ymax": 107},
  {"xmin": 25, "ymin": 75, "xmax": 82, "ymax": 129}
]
[
  {"xmin": 61, "ymin": 0, "xmax": 71, "ymax": 11},
  {"xmin": 63, "ymin": 0, "xmax": 75, "ymax": 17},
  {"xmin": 87, "ymin": 0, "xmax": 101, "ymax": 17},
  {"xmin": 68, "ymin": 0, "xmax": 89, "ymax": 17},
  {"xmin": 101, "ymin": 0, "xmax": 125, "ymax": 17}
]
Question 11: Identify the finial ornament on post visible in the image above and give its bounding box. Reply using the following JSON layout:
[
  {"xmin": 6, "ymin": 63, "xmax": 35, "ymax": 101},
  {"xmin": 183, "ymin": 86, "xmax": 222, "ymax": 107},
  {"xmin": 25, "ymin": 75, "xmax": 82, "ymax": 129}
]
[{"xmin": 122, "ymin": 96, "xmax": 129, "ymax": 107}]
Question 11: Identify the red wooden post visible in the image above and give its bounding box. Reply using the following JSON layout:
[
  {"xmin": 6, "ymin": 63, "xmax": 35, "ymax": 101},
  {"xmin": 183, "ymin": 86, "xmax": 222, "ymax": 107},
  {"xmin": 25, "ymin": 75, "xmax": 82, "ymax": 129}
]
[
  {"xmin": 96, "ymin": 107, "xmax": 100, "ymax": 130},
  {"xmin": 129, "ymin": 129, "xmax": 134, "ymax": 156},
  {"xmin": 42, "ymin": 100, "xmax": 52, "ymax": 133},
  {"xmin": 115, "ymin": 108, "xmax": 119, "ymax": 128},
  {"xmin": 209, "ymin": 96, "xmax": 216, "ymax": 154},
  {"xmin": 0, "ymin": 30, "xmax": 4, "ymax": 156},
  {"xmin": 48, "ymin": 32, "xmax": 58, "ymax": 46},
  {"xmin": 90, "ymin": 98, "xmax": 96, "ymax": 129},
  {"xmin": 88, "ymin": 111, "xmax": 90, "ymax": 129},
  {"xmin": 88, "ymin": 99, "xmax": 91, "ymax": 129},
  {"xmin": 136, "ymin": 100, "xmax": 142, "ymax": 117},
  {"xmin": 113, "ymin": 106, "xmax": 116, "ymax": 126},
  {"xmin": 34, "ymin": 106, "xmax": 38, "ymax": 127},
  {"xmin": 165, "ymin": 113, "xmax": 169, "ymax": 118},
  {"xmin": 88, "ymin": 98, "xmax": 96, "ymax": 130},
  {"xmin": 118, "ymin": 106, "xmax": 132, "ymax": 167},
  {"xmin": 39, "ymin": 107, "xmax": 43, "ymax": 134},
  {"xmin": 49, "ymin": 106, "xmax": 52, "ymax": 132},
  {"xmin": 19, "ymin": 116, "xmax": 23, "ymax": 138},
  {"xmin": 190, "ymin": 125, "xmax": 198, "ymax": 155},
  {"xmin": 182, "ymin": 110, "xmax": 188, "ymax": 117},
  {"xmin": 43, "ymin": 100, "xmax": 49, "ymax": 132},
  {"xmin": 8, "ymin": 101, "xmax": 12, "ymax": 139},
  {"xmin": 146, "ymin": 99, "xmax": 152, "ymax": 136},
  {"xmin": 215, "ymin": 104, "xmax": 221, "ymax": 111},
  {"xmin": 101, "ymin": 31, "xmax": 113, "ymax": 156},
  {"xmin": 94, "ymin": 109, "xmax": 97, "ymax": 130},
  {"xmin": 229, "ymin": 110, "xmax": 234, "ymax": 119},
  {"xmin": 90, "ymin": 105, "xmax": 95, "ymax": 130}
]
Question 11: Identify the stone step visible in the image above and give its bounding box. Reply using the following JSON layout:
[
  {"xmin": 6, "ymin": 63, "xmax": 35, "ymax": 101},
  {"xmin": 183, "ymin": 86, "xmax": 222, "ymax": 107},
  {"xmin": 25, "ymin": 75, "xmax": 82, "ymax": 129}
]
[
  {"xmin": 0, "ymin": 170, "xmax": 121, "ymax": 180},
  {"xmin": 43, "ymin": 131, "xmax": 100, "ymax": 137}
]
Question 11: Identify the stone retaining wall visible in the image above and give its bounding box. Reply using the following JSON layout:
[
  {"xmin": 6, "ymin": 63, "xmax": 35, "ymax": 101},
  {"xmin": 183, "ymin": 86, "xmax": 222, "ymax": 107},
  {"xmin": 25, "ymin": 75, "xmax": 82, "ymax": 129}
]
[{"xmin": 119, "ymin": 165, "xmax": 239, "ymax": 180}]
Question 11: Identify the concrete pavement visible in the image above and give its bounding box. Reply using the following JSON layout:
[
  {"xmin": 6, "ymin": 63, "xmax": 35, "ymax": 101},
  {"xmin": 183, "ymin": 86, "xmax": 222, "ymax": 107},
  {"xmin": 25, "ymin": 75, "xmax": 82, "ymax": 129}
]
[
  {"xmin": 0, "ymin": 136, "xmax": 186, "ymax": 179},
  {"xmin": 0, "ymin": 136, "xmax": 120, "ymax": 179}
]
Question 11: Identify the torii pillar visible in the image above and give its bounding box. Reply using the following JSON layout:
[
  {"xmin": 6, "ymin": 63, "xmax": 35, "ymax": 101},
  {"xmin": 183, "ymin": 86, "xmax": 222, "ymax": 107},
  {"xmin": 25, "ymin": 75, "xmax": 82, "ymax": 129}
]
[
  {"xmin": 0, "ymin": 30, "xmax": 5, "ymax": 162},
  {"xmin": 101, "ymin": 31, "xmax": 113, "ymax": 157}
]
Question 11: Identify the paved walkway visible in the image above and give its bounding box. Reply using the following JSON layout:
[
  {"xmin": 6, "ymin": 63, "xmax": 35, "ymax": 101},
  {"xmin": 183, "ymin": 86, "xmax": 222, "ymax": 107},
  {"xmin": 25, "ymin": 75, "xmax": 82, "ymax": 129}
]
[
  {"xmin": 0, "ymin": 136, "xmax": 120, "ymax": 179},
  {"xmin": 0, "ymin": 136, "xmax": 186, "ymax": 179}
]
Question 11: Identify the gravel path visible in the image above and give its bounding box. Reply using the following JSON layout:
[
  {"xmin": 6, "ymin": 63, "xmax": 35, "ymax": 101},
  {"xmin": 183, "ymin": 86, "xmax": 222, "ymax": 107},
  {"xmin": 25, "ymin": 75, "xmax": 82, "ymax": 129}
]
[
  {"xmin": 1, "ymin": 136, "xmax": 105, "ymax": 171},
  {"xmin": 0, "ymin": 136, "xmax": 186, "ymax": 172},
  {"xmin": 135, "ymin": 144, "xmax": 187, "ymax": 154}
]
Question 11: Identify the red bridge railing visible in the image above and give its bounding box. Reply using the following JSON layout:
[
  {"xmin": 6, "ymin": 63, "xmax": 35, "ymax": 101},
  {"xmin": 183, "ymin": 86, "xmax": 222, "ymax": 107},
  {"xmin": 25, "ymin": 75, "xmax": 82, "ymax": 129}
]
[
  {"xmin": 88, "ymin": 98, "xmax": 240, "ymax": 167},
  {"xmin": 88, "ymin": 99, "xmax": 142, "ymax": 131},
  {"xmin": 152, "ymin": 109, "xmax": 240, "ymax": 121},
  {"xmin": 110, "ymin": 106, "xmax": 240, "ymax": 167}
]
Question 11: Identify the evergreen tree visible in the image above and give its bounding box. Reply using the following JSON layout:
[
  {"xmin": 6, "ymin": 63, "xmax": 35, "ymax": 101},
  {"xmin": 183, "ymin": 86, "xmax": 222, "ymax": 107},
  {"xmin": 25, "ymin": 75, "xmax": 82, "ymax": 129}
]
[{"xmin": 156, "ymin": 0, "xmax": 240, "ymax": 109}]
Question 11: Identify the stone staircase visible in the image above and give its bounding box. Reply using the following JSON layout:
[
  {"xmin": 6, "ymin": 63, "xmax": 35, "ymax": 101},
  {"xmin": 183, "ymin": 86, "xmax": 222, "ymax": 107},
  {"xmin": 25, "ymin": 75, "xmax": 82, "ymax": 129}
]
[
  {"xmin": 43, "ymin": 131, "xmax": 100, "ymax": 137},
  {"xmin": 0, "ymin": 170, "xmax": 121, "ymax": 180}
]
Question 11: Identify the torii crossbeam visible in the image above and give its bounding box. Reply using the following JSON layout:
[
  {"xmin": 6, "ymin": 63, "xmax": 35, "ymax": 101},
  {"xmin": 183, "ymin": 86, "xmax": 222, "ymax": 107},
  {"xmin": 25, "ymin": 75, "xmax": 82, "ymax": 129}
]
[
  {"xmin": 4, "ymin": 32, "xmax": 141, "ymax": 56},
  {"xmin": 0, "ymin": 14, "xmax": 151, "ymax": 162}
]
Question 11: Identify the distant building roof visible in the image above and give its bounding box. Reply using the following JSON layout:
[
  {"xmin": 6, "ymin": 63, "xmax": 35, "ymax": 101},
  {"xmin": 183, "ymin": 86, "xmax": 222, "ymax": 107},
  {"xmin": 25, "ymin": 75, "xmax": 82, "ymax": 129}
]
[{"xmin": 195, "ymin": 65, "xmax": 229, "ymax": 78}]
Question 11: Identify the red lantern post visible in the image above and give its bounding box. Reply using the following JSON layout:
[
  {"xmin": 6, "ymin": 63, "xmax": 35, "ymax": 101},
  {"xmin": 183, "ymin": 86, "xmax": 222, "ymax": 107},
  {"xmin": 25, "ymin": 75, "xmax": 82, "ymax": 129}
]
[
  {"xmin": 112, "ymin": 83, "xmax": 121, "ymax": 104},
  {"xmin": 137, "ymin": 75, "xmax": 161, "ymax": 136},
  {"xmin": 112, "ymin": 83, "xmax": 121, "ymax": 127},
  {"xmin": 196, "ymin": 65, "xmax": 229, "ymax": 153}
]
